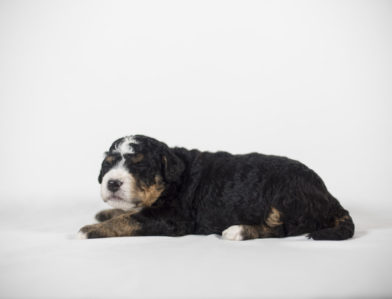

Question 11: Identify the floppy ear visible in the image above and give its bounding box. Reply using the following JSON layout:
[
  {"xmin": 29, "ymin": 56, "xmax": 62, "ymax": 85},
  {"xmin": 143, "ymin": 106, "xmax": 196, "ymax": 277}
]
[
  {"xmin": 98, "ymin": 152, "xmax": 109, "ymax": 184},
  {"xmin": 162, "ymin": 149, "xmax": 185, "ymax": 183}
]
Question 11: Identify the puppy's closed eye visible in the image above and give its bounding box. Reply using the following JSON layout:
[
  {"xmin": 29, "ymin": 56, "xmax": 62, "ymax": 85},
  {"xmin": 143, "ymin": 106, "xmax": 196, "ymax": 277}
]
[{"xmin": 125, "ymin": 153, "xmax": 144, "ymax": 164}]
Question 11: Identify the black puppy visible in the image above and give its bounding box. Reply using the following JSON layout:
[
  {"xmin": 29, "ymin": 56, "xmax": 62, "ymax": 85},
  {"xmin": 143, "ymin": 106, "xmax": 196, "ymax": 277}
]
[{"xmin": 78, "ymin": 135, "xmax": 354, "ymax": 241}]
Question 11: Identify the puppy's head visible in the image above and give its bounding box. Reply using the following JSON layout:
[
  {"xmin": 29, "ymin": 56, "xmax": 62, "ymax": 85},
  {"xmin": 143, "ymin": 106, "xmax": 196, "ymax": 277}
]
[{"xmin": 98, "ymin": 135, "xmax": 184, "ymax": 211}]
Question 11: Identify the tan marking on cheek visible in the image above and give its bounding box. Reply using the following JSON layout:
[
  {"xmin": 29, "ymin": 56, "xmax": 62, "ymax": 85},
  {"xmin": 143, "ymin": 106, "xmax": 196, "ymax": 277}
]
[
  {"xmin": 132, "ymin": 175, "xmax": 165, "ymax": 207},
  {"xmin": 265, "ymin": 207, "xmax": 283, "ymax": 227},
  {"xmin": 131, "ymin": 153, "xmax": 144, "ymax": 163}
]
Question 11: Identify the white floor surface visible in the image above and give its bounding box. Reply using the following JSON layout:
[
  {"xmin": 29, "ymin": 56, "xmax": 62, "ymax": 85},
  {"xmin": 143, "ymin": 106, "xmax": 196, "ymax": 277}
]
[{"xmin": 0, "ymin": 198, "xmax": 391, "ymax": 299}]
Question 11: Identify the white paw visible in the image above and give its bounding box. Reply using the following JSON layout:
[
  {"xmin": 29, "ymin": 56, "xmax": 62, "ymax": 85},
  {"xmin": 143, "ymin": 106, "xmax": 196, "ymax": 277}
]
[
  {"xmin": 222, "ymin": 225, "xmax": 244, "ymax": 241},
  {"xmin": 77, "ymin": 231, "xmax": 87, "ymax": 240}
]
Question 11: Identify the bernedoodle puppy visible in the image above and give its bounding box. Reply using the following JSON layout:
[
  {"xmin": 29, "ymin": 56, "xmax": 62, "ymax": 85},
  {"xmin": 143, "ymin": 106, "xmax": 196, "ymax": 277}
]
[{"xmin": 78, "ymin": 135, "xmax": 354, "ymax": 241}]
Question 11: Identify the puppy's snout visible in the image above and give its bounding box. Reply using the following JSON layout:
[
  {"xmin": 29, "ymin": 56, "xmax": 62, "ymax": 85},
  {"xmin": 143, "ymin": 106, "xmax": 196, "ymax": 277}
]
[{"xmin": 107, "ymin": 179, "xmax": 123, "ymax": 192}]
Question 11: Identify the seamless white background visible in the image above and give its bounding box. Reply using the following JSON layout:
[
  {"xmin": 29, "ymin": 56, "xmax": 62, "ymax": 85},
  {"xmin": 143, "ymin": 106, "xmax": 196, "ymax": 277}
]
[
  {"xmin": 0, "ymin": 1, "xmax": 392, "ymax": 298},
  {"xmin": 1, "ymin": 0, "xmax": 391, "ymax": 204}
]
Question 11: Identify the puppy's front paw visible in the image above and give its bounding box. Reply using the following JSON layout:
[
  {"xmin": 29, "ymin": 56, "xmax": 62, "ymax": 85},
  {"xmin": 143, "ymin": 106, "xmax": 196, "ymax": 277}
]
[
  {"xmin": 77, "ymin": 231, "xmax": 88, "ymax": 239},
  {"xmin": 95, "ymin": 209, "xmax": 126, "ymax": 222},
  {"xmin": 222, "ymin": 225, "xmax": 244, "ymax": 241},
  {"xmin": 78, "ymin": 224, "xmax": 107, "ymax": 239}
]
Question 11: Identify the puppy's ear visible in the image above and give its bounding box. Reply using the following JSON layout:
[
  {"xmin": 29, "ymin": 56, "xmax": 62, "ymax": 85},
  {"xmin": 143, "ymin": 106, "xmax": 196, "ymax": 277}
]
[
  {"xmin": 98, "ymin": 151, "xmax": 109, "ymax": 184},
  {"xmin": 162, "ymin": 150, "xmax": 185, "ymax": 183}
]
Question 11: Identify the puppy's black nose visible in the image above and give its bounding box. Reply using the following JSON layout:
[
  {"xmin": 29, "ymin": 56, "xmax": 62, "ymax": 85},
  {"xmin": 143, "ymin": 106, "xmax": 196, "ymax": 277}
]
[{"xmin": 107, "ymin": 180, "xmax": 122, "ymax": 192}]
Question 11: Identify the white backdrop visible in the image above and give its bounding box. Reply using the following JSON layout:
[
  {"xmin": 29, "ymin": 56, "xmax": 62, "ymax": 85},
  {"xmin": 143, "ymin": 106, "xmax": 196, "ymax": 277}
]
[
  {"xmin": 1, "ymin": 1, "xmax": 392, "ymax": 299},
  {"xmin": 1, "ymin": 1, "xmax": 391, "ymax": 206}
]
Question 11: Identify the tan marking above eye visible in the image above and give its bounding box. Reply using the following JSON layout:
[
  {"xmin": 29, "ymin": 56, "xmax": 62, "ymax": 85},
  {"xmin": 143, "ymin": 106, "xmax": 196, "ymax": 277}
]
[
  {"xmin": 105, "ymin": 156, "xmax": 115, "ymax": 163},
  {"xmin": 131, "ymin": 153, "xmax": 144, "ymax": 163}
]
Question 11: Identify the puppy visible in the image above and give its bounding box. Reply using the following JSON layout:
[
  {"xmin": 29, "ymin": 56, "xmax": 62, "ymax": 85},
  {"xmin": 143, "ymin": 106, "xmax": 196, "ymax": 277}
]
[{"xmin": 78, "ymin": 135, "xmax": 354, "ymax": 241}]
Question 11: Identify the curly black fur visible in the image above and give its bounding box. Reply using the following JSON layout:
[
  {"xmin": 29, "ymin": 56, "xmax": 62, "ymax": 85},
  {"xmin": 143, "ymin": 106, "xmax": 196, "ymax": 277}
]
[{"xmin": 95, "ymin": 135, "xmax": 354, "ymax": 241}]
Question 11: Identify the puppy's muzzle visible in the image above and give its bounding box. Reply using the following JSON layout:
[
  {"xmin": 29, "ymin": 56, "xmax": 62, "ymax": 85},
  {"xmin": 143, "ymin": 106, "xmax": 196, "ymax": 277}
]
[{"xmin": 107, "ymin": 179, "xmax": 123, "ymax": 192}]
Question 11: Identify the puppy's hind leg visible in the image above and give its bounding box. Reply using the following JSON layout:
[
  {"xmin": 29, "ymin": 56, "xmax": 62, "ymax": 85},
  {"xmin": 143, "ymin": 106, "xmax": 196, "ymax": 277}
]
[
  {"xmin": 222, "ymin": 207, "xmax": 286, "ymax": 241},
  {"xmin": 222, "ymin": 223, "xmax": 285, "ymax": 241},
  {"xmin": 95, "ymin": 209, "xmax": 127, "ymax": 222}
]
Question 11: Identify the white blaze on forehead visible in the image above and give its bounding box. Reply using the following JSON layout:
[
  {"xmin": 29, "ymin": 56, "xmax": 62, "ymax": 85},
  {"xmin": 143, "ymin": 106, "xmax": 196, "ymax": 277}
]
[{"xmin": 114, "ymin": 135, "xmax": 137, "ymax": 155}]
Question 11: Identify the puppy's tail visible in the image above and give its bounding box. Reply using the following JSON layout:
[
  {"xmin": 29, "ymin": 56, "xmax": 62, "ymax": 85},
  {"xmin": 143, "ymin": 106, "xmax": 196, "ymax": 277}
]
[{"xmin": 308, "ymin": 208, "xmax": 355, "ymax": 241}]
